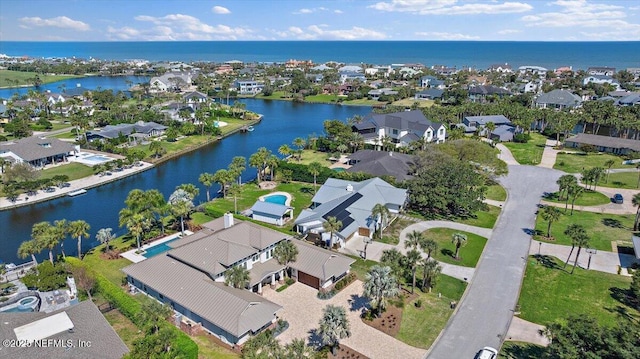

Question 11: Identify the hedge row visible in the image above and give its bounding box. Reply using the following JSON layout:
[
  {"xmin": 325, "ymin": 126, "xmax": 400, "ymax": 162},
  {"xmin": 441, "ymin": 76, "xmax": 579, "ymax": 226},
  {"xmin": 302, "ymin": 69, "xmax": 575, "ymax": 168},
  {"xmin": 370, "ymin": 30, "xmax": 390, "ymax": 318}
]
[{"xmin": 278, "ymin": 160, "xmax": 380, "ymax": 184}]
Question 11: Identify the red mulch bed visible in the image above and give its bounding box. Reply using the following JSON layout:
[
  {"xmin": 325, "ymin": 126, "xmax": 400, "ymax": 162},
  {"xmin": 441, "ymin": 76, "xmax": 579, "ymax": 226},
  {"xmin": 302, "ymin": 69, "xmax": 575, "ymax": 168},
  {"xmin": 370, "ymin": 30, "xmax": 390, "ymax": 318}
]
[
  {"xmin": 360, "ymin": 288, "xmax": 418, "ymax": 337},
  {"xmin": 328, "ymin": 344, "xmax": 369, "ymax": 359}
]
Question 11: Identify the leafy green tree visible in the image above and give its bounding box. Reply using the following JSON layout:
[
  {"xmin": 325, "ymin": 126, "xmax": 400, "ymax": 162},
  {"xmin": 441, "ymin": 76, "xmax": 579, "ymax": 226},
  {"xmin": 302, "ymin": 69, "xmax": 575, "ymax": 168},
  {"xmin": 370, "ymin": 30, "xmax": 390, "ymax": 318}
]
[
  {"xmin": 198, "ymin": 172, "xmax": 215, "ymax": 202},
  {"xmin": 308, "ymin": 161, "xmax": 323, "ymax": 193},
  {"xmin": 68, "ymin": 220, "xmax": 90, "ymax": 259},
  {"xmin": 273, "ymin": 240, "xmax": 298, "ymax": 278},
  {"xmin": 631, "ymin": 269, "xmax": 640, "ymax": 304},
  {"xmin": 363, "ymin": 265, "xmax": 399, "ymax": 317},
  {"xmin": 541, "ymin": 206, "xmax": 562, "ymax": 238},
  {"xmin": 137, "ymin": 300, "xmax": 172, "ymax": 334},
  {"xmin": 451, "ymin": 232, "xmax": 467, "ymax": 260},
  {"xmin": 96, "ymin": 228, "xmax": 115, "ymax": 252},
  {"xmin": 322, "ymin": 216, "xmax": 342, "ymax": 249},
  {"xmin": 225, "ymin": 265, "xmax": 250, "ymax": 289},
  {"xmin": 371, "ymin": 203, "xmax": 391, "ymax": 239},
  {"xmin": 318, "ymin": 305, "xmax": 351, "ymax": 355}
]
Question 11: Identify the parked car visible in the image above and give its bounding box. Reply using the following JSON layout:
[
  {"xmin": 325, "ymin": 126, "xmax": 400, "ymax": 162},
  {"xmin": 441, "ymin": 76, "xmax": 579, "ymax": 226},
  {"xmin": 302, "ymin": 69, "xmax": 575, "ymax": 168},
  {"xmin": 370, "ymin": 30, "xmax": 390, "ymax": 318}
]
[
  {"xmin": 475, "ymin": 347, "xmax": 498, "ymax": 359},
  {"xmin": 613, "ymin": 193, "xmax": 624, "ymax": 204},
  {"xmin": 43, "ymin": 187, "xmax": 56, "ymax": 193}
]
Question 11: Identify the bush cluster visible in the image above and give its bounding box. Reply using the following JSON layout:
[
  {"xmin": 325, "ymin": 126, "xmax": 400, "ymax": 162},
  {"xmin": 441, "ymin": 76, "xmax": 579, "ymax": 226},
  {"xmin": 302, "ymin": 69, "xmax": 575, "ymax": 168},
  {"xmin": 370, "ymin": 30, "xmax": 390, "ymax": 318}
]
[
  {"xmin": 513, "ymin": 133, "xmax": 530, "ymax": 143},
  {"xmin": 316, "ymin": 289, "xmax": 336, "ymax": 300},
  {"xmin": 333, "ymin": 272, "xmax": 356, "ymax": 292},
  {"xmin": 21, "ymin": 261, "xmax": 67, "ymax": 291}
]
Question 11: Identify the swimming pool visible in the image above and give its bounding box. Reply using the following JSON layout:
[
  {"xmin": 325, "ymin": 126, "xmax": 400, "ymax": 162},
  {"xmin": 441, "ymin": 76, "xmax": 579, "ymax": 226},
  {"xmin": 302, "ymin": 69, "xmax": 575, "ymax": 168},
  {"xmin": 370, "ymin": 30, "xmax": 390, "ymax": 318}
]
[
  {"xmin": 332, "ymin": 167, "xmax": 345, "ymax": 172},
  {"xmin": 0, "ymin": 296, "xmax": 39, "ymax": 313},
  {"xmin": 264, "ymin": 194, "xmax": 287, "ymax": 205},
  {"xmin": 142, "ymin": 237, "xmax": 180, "ymax": 258},
  {"xmin": 84, "ymin": 155, "xmax": 113, "ymax": 163}
]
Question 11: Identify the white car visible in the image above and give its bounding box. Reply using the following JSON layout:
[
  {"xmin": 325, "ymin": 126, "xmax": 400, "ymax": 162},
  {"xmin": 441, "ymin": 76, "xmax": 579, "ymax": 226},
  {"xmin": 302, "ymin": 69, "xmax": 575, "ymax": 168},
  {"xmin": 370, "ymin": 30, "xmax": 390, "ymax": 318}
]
[{"xmin": 475, "ymin": 346, "xmax": 498, "ymax": 359}]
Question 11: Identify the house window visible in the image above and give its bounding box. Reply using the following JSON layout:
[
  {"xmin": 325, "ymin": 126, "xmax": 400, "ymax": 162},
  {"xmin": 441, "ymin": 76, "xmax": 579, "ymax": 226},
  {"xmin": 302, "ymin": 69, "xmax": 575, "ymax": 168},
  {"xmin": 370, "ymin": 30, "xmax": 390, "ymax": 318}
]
[
  {"xmin": 243, "ymin": 262, "xmax": 247, "ymax": 269},
  {"xmin": 159, "ymin": 294, "xmax": 164, "ymax": 299},
  {"xmin": 392, "ymin": 129, "xmax": 398, "ymax": 135},
  {"xmin": 253, "ymin": 255, "xmax": 259, "ymax": 262},
  {"xmin": 439, "ymin": 128, "xmax": 444, "ymax": 135}
]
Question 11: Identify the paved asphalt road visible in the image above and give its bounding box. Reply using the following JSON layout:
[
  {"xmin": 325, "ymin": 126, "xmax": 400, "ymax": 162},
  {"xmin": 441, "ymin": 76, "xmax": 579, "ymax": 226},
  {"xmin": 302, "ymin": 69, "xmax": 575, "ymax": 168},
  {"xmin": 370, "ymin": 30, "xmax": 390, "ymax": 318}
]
[{"xmin": 427, "ymin": 165, "xmax": 563, "ymax": 359}]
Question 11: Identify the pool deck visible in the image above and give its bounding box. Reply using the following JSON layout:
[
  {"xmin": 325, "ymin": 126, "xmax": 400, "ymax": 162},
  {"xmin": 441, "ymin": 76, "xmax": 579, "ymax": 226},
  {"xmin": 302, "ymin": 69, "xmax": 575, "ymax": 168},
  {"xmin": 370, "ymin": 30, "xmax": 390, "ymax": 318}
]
[
  {"xmin": 120, "ymin": 231, "xmax": 194, "ymax": 263},
  {"xmin": 258, "ymin": 191, "xmax": 293, "ymax": 206}
]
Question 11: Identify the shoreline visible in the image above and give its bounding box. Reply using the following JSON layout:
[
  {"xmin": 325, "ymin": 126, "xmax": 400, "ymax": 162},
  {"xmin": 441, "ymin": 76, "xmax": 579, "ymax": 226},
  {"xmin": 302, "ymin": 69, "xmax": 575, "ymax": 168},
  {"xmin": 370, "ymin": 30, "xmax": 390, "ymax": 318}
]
[{"xmin": 0, "ymin": 115, "xmax": 263, "ymax": 211}]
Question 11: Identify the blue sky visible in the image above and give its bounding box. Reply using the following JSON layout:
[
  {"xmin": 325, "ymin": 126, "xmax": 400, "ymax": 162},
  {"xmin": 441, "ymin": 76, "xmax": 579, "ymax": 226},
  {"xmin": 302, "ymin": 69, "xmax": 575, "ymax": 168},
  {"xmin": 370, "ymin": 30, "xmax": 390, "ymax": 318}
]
[{"xmin": 1, "ymin": 0, "xmax": 639, "ymax": 41}]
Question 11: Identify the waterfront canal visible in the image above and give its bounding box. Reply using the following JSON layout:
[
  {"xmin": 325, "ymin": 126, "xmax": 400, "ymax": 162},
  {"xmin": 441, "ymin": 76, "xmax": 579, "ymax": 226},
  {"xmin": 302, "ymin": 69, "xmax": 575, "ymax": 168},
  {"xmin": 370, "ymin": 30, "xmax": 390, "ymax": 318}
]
[{"xmin": 0, "ymin": 99, "xmax": 371, "ymax": 264}]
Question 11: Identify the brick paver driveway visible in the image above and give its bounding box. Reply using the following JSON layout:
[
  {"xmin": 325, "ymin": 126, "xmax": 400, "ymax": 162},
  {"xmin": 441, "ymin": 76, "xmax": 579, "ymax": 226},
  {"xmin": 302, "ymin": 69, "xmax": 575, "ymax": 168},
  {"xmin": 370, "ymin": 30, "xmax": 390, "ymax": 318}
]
[{"xmin": 263, "ymin": 280, "xmax": 426, "ymax": 359}]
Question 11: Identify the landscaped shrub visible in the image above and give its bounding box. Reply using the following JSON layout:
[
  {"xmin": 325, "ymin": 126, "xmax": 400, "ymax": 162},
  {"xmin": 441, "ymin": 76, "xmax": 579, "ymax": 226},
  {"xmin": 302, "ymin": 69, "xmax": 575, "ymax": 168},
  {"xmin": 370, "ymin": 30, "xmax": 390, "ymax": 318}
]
[
  {"xmin": 317, "ymin": 289, "xmax": 336, "ymax": 300},
  {"xmin": 172, "ymin": 331, "xmax": 199, "ymax": 359},
  {"xmin": 415, "ymin": 299, "xmax": 423, "ymax": 308},
  {"xmin": 285, "ymin": 277, "xmax": 295, "ymax": 285},
  {"xmin": 513, "ymin": 133, "xmax": 530, "ymax": 143},
  {"xmin": 21, "ymin": 261, "xmax": 67, "ymax": 291},
  {"xmin": 272, "ymin": 319, "xmax": 289, "ymax": 337},
  {"xmin": 580, "ymin": 144, "xmax": 597, "ymax": 153},
  {"xmin": 333, "ymin": 272, "xmax": 356, "ymax": 292}
]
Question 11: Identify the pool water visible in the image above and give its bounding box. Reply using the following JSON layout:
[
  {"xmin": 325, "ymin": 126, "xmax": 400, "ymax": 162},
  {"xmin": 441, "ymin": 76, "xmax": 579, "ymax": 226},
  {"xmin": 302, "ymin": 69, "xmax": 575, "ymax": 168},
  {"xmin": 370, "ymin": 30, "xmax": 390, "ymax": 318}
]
[
  {"xmin": 264, "ymin": 195, "xmax": 287, "ymax": 205},
  {"xmin": 84, "ymin": 155, "xmax": 112, "ymax": 163},
  {"xmin": 332, "ymin": 168, "xmax": 345, "ymax": 172},
  {"xmin": 143, "ymin": 237, "xmax": 180, "ymax": 258}
]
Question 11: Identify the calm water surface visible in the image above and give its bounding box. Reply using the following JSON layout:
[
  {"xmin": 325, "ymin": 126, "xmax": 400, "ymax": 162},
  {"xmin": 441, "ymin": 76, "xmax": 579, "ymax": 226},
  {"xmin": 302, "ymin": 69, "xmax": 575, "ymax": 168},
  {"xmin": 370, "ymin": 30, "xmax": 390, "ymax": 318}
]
[{"xmin": 0, "ymin": 99, "xmax": 370, "ymax": 264}]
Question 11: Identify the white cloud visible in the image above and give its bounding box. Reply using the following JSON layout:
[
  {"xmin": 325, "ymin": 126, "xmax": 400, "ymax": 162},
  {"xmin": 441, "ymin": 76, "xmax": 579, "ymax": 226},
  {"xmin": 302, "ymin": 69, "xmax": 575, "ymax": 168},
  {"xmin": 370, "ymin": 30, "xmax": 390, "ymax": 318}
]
[
  {"xmin": 521, "ymin": 0, "xmax": 640, "ymax": 40},
  {"xmin": 19, "ymin": 16, "xmax": 90, "ymax": 31},
  {"xmin": 212, "ymin": 6, "xmax": 231, "ymax": 14},
  {"xmin": 497, "ymin": 29, "xmax": 521, "ymax": 34},
  {"xmin": 334, "ymin": 9, "xmax": 344, "ymax": 14},
  {"xmin": 133, "ymin": 13, "xmax": 251, "ymax": 40},
  {"xmin": 293, "ymin": 7, "xmax": 330, "ymax": 15},
  {"xmin": 369, "ymin": 0, "xmax": 532, "ymax": 15},
  {"xmin": 415, "ymin": 31, "xmax": 480, "ymax": 40},
  {"xmin": 106, "ymin": 26, "xmax": 141, "ymax": 40},
  {"xmin": 275, "ymin": 25, "xmax": 387, "ymax": 40}
]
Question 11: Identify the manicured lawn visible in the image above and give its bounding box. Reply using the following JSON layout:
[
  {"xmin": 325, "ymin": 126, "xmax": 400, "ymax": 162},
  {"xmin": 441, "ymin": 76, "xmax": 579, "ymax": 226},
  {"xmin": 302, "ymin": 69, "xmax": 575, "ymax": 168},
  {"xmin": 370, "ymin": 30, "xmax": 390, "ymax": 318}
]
[
  {"xmin": 458, "ymin": 205, "xmax": 501, "ymax": 229},
  {"xmin": 256, "ymin": 91, "xmax": 291, "ymax": 101},
  {"xmin": 542, "ymin": 190, "xmax": 611, "ymax": 206},
  {"xmin": 191, "ymin": 212, "xmax": 214, "ymax": 225},
  {"xmin": 378, "ymin": 217, "xmax": 415, "ymax": 245},
  {"xmin": 292, "ymin": 149, "xmax": 334, "ymax": 166},
  {"xmin": 422, "ymin": 228, "xmax": 488, "ymax": 267},
  {"xmin": 391, "ymin": 98, "xmax": 435, "ymax": 108},
  {"xmin": 191, "ymin": 334, "xmax": 239, "ymax": 359},
  {"xmin": 503, "ymin": 133, "xmax": 548, "ymax": 165},
  {"xmin": 347, "ymin": 255, "xmax": 378, "ymax": 281},
  {"xmin": 341, "ymin": 98, "xmax": 381, "ymax": 106},
  {"xmin": 0, "ymin": 70, "xmax": 82, "ymax": 87},
  {"xmin": 40, "ymin": 163, "xmax": 94, "ymax": 181},
  {"xmin": 534, "ymin": 209, "xmax": 635, "ymax": 251},
  {"xmin": 601, "ymin": 171, "xmax": 640, "ymax": 190},
  {"xmin": 554, "ymin": 152, "xmax": 629, "ymax": 173},
  {"xmin": 396, "ymin": 275, "xmax": 466, "ymax": 348},
  {"xmin": 100, "ymin": 300, "xmax": 144, "ymax": 350},
  {"xmin": 518, "ymin": 255, "xmax": 637, "ymax": 327},
  {"xmin": 304, "ymin": 94, "xmax": 339, "ymax": 103},
  {"xmin": 499, "ymin": 342, "xmax": 546, "ymax": 359},
  {"xmin": 485, "ymin": 184, "xmax": 507, "ymax": 201},
  {"xmin": 52, "ymin": 129, "xmax": 78, "ymax": 139}
]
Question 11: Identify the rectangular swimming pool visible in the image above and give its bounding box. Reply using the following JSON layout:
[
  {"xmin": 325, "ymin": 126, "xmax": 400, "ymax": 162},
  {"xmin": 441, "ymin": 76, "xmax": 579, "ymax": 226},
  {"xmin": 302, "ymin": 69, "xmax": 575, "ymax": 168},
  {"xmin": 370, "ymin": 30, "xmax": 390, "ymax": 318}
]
[{"xmin": 143, "ymin": 237, "xmax": 180, "ymax": 258}]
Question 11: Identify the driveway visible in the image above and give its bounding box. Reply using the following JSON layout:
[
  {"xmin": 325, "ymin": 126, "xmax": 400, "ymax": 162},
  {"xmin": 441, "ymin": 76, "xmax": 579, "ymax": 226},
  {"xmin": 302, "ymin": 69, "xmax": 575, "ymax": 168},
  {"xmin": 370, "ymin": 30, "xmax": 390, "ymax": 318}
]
[
  {"xmin": 427, "ymin": 165, "xmax": 563, "ymax": 359},
  {"xmin": 263, "ymin": 281, "xmax": 426, "ymax": 359}
]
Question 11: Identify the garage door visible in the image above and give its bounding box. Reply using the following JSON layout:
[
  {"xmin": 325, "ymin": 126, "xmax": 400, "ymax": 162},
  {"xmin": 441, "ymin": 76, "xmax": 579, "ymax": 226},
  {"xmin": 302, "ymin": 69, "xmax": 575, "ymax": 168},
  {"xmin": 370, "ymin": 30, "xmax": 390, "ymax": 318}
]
[{"xmin": 297, "ymin": 271, "xmax": 320, "ymax": 289}]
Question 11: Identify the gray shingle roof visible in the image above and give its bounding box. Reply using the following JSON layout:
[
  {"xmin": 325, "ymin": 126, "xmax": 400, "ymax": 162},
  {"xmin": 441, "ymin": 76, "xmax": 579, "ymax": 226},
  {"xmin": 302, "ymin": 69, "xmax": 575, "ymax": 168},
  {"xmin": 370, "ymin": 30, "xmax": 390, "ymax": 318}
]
[
  {"xmin": 290, "ymin": 240, "xmax": 355, "ymax": 281},
  {"xmin": 0, "ymin": 300, "xmax": 129, "ymax": 359},
  {"xmin": 250, "ymin": 201, "xmax": 293, "ymax": 217},
  {"xmin": 463, "ymin": 115, "xmax": 511, "ymax": 126},
  {"xmin": 87, "ymin": 121, "xmax": 167, "ymax": 140},
  {"xmin": 0, "ymin": 136, "xmax": 76, "ymax": 162},
  {"xmin": 346, "ymin": 150, "xmax": 415, "ymax": 182},
  {"xmin": 468, "ymin": 85, "xmax": 511, "ymax": 96},
  {"xmin": 123, "ymin": 255, "xmax": 281, "ymax": 338},
  {"xmin": 365, "ymin": 110, "xmax": 442, "ymax": 133},
  {"xmin": 565, "ymin": 133, "xmax": 640, "ymax": 152},
  {"xmin": 535, "ymin": 89, "xmax": 582, "ymax": 107}
]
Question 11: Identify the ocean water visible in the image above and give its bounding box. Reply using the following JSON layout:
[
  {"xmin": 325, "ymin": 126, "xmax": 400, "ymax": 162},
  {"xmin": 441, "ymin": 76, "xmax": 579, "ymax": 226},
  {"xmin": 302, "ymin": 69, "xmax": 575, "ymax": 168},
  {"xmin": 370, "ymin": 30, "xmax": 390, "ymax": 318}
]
[{"xmin": 1, "ymin": 41, "xmax": 639, "ymax": 71}]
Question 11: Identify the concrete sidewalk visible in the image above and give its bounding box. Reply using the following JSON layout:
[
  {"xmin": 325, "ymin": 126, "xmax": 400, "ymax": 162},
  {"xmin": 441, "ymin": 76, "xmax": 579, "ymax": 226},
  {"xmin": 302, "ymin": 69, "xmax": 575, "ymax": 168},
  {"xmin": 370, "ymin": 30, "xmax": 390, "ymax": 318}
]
[
  {"xmin": 538, "ymin": 140, "xmax": 560, "ymax": 169},
  {"xmin": 496, "ymin": 144, "xmax": 519, "ymax": 165},
  {"xmin": 505, "ymin": 317, "xmax": 550, "ymax": 347}
]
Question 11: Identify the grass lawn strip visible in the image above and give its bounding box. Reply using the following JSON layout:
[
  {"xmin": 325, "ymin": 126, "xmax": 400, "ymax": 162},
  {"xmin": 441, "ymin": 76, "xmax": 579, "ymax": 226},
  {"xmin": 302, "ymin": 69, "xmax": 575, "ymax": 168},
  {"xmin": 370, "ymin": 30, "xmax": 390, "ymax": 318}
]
[
  {"xmin": 534, "ymin": 209, "xmax": 635, "ymax": 251},
  {"xmin": 378, "ymin": 217, "xmax": 415, "ymax": 245},
  {"xmin": 517, "ymin": 255, "xmax": 637, "ymax": 327},
  {"xmin": 485, "ymin": 184, "xmax": 507, "ymax": 201},
  {"xmin": 293, "ymin": 150, "xmax": 334, "ymax": 166},
  {"xmin": 502, "ymin": 133, "xmax": 547, "ymax": 165},
  {"xmin": 554, "ymin": 152, "xmax": 631, "ymax": 173},
  {"xmin": 0, "ymin": 70, "xmax": 82, "ymax": 87},
  {"xmin": 391, "ymin": 99, "xmax": 435, "ymax": 108},
  {"xmin": 458, "ymin": 205, "xmax": 501, "ymax": 229},
  {"xmin": 422, "ymin": 228, "xmax": 488, "ymax": 267},
  {"xmin": 542, "ymin": 190, "xmax": 611, "ymax": 206},
  {"xmin": 601, "ymin": 171, "xmax": 640, "ymax": 190},
  {"xmin": 40, "ymin": 162, "xmax": 94, "ymax": 181}
]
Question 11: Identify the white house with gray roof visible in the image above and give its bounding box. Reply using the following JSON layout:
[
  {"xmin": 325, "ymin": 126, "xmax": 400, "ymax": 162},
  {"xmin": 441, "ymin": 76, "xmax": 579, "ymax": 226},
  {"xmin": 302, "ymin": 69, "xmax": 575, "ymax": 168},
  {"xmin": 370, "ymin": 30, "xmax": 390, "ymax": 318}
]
[
  {"xmin": 353, "ymin": 110, "xmax": 446, "ymax": 148},
  {"xmin": 294, "ymin": 177, "xmax": 407, "ymax": 247},
  {"xmin": 86, "ymin": 121, "xmax": 166, "ymax": 143},
  {"xmin": 0, "ymin": 136, "xmax": 77, "ymax": 169},
  {"xmin": 535, "ymin": 89, "xmax": 582, "ymax": 109},
  {"xmin": 123, "ymin": 215, "xmax": 353, "ymax": 344}
]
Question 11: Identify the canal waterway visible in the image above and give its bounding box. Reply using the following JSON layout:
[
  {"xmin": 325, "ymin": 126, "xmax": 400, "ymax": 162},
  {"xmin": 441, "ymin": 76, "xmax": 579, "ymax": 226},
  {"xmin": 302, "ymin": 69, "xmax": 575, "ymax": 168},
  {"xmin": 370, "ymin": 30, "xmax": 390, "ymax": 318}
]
[
  {"xmin": 0, "ymin": 75, "xmax": 149, "ymax": 99},
  {"xmin": 0, "ymin": 98, "xmax": 371, "ymax": 264}
]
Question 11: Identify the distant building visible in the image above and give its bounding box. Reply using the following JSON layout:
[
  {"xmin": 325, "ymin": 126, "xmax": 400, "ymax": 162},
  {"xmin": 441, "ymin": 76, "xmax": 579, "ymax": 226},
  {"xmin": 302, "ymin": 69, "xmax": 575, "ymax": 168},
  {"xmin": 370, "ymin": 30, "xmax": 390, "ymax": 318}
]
[
  {"xmin": 234, "ymin": 80, "xmax": 264, "ymax": 95},
  {"xmin": 352, "ymin": 110, "xmax": 446, "ymax": 148},
  {"xmin": 488, "ymin": 63, "xmax": 513, "ymax": 73},
  {"xmin": 468, "ymin": 85, "xmax": 512, "ymax": 103},
  {"xmin": 346, "ymin": 150, "xmax": 416, "ymax": 182},
  {"xmin": 0, "ymin": 136, "xmax": 77, "ymax": 169},
  {"xmin": 583, "ymin": 75, "xmax": 620, "ymax": 90},
  {"xmin": 565, "ymin": 133, "xmax": 640, "ymax": 155},
  {"xmin": 535, "ymin": 89, "xmax": 582, "ymax": 109},
  {"xmin": 86, "ymin": 121, "xmax": 166, "ymax": 142},
  {"xmin": 587, "ymin": 67, "xmax": 616, "ymax": 76}
]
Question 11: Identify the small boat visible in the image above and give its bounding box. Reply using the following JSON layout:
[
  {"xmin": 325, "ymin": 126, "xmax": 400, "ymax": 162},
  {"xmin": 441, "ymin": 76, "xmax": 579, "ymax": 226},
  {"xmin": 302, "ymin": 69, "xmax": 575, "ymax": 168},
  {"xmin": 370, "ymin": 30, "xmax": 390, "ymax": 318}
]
[
  {"xmin": 247, "ymin": 125, "xmax": 255, "ymax": 132},
  {"xmin": 67, "ymin": 189, "xmax": 87, "ymax": 197}
]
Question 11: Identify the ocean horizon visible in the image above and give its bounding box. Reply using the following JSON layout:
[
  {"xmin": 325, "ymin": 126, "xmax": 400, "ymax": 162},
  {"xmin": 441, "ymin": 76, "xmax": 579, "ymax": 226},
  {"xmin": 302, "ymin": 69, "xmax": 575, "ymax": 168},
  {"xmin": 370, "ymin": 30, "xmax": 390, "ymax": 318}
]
[{"xmin": 1, "ymin": 41, "xmax": 639, "ymax": 71}]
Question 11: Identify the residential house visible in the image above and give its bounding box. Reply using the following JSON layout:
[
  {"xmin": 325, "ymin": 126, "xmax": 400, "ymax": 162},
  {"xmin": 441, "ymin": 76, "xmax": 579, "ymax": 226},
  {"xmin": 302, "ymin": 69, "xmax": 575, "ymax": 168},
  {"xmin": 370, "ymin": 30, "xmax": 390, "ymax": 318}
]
[
  {"xmin": 398, "ymin": 67, "xmax": 421, "ymax": 78},
  {"xmin": 345, "ymin": 150, "xmax": 415, "ymax": 182},
  {"xmin": 311, "ymin": 64, "xmax": 333, "ymax": 71},
  {"xmin": 488, "ymin": 63, "xmax": 513, "ymax": 73},
  {"xmin": 0, "ymin": 136, "xmax": 77, "ymax": 169},
  {"xmin": 86, "ymin": 121, "xmax": 166, "ymax": 143},
  {"xmin": 468, "ymin": 85, "xmax": 512, "ymax": 103},
  {"xmin": 339, "ymin": 72, "xmax": 366, "ymax": 84},
  {"xmin": 182, "ymin": 91, "xmax": 209, "ymax": 105},
  {"xmin": 149, "ymin": 72, "xmax": 192, "ymax": 92},
  {"xmin": 518, "ymin": 65, "xmax": 548, "ymax": 78},
  {"xmin": 587, "ymin": 67, "xmax": 616, "ymax": 76},
  {"xmin": 234, "ymin": 80, "xmax": 264, "ymax": 95},
  {"xmin": 368, "ymin": 88, "xmax": 398, "ymax": 100},
  {"xmin": 250, "ymin": 201, "xmax": 294, "ymax": 226},
  {"xmin": 365, "ymin": 66, "xmax": 392, "ymax": 77},
  {"xmin": 338, "ymin": 65, "xmax": 363, "ymax": 73},
  {"xmin": 419, "ymin": 75, "xmax": 445, "ymax": 89},
  {"xmin": 294, "ymin": 177, "xmax": 408, "ymax": 246},
  {"xmin": 554, "ymin": 66, "xmax": 573, "ymax": 76},
  {"xmin": 123, "ymin": 216, "xmax": 353, "ymax": 344},
  {"xmin": 583, "ymin": 75, "xmax": 621, "ymax": 90},
  {"xmin": 565, "ymin": 133, "xmax": 640, "ymax": 155},
  {"xmin": 460, "ymin": 115, "xmax": 511, "ymax": 133},
  {"xmin": 414, "ymin": 88, "xmax": 444, "ymax": 100},
  {"xmin": 432, "ymin": 65, "xmax": 457, "ymax": 76},
  {"xmin": 616, "ymin": 92, "xmax": 640, "ymax": 106},
  {"xmin": 352, "ymin": 110, "xmax": 446, "ymax": 148},
  {"xmin": 0, "ymin": 301, "xmax": 129, "ymax": 359},
  {"xmin": 535, "ymin": 89, "xmax": 582, "ymax": 109}
]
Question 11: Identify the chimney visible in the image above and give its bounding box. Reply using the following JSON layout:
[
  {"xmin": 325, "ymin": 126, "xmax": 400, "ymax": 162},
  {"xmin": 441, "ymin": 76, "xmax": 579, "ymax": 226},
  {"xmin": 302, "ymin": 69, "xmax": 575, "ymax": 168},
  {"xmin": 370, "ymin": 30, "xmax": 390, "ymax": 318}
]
[
  {"xmin": 223, "ymin": 212, "xmax": 234, "ymax": 229},
  {"xmin": 346, "ymin": 184, "xmax": 353, "ymax": 192}
]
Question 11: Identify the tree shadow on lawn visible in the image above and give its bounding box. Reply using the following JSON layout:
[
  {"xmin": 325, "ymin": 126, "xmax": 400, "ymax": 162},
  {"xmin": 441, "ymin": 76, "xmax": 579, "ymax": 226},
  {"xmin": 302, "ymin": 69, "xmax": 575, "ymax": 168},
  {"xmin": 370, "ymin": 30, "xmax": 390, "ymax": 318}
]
[
  {"xmin": 608, "ymin": 287, "xmax": 638, "ymax": 316},
  {"xmin": 522, "ymin": 228, "xmax": 539, "ymax": 236},
  {"xmin": 440, "ymin": 248, "xmax": 454, "ymax": 257},
  {"xmin": 501, "ymin": 342, "xmax": 546, "ymax": 359},
  {"xmin": 299, "ymin": 186, "xmax": 314, "ymax": 194},
  {"xmin": 307, "ymin": 328, "xmax": 323, "ymax": 349},
  {"xmin": 602, "ymin": 218, "xmax": 625, "ymax": 229},
  {"xmin": 535, "ymin": 255, "xmax": 564, "ymax": 270}
]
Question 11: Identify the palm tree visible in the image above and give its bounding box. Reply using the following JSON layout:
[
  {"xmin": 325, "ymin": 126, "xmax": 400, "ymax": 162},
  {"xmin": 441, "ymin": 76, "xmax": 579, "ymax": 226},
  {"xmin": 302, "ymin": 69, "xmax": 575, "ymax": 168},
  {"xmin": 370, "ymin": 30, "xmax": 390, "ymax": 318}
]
[
  {"xmin": 421, "ymin": 258, "xmax": 442, "ymax": 293},
  {"xmin": 405, "ymin": 230, "xmax": 424, "ymax": 251},
  {"xmin": 17, "ymin": 239, "xmax": 40, "ymax": 266},
  {"xmin": 541, "ymin": 206, "xmax": 562, "ymax": 238},
  {"xmin": 266, "ymin": 155, "xmax": 279, "ymax": 180},
  {"xmin": 213, "ymin": 168, "xmax": 232, "ymax": 198},
  {"xmin": 323, "ymin": 216, "xmax": 343, "ymax": 249},
  {"xmin": 278, "ymin": 144, "xmax": 292, "ymax": 160},
  {"xmin": 119, "ymin": 209, "xmax": 150, "ymax": 250},
  {"xmin": 293, "ymin": 137, "xmax": 306, "ymax": 161},
  {"xmin": 273, "ymin": 240, "xmax": 298, "ymax": 278},
  {"xmin": 363, "ymin": 265, "xmax": 399, "ymax": 317},
  {"xmin": 308, "ymin": 161, "xmax": 323, "ymax": 193},
  {"xmin": 169, "ymin": 189, "xmax": 194, "ymax": 235},
  {"xmin": 148, "ymin": 140, "xmax": 164, "ymax": 158},
  {"xmin": 96, "ymin": 228, "xmax": 115, "ymax": 252},
  {"xmin": 318, "ymin": 305, "xmax": 351, "ymax": 355},
  {"xmin": 568, "ymin": 183, "xmax": 584, "ymax": 215},
  {"xmin": 228, "ymin": 183, "xmax": 242, "ymax": 214},
  {"xmin": 422, "ymin": 238, "xmax": 438, "ymax": 260},
  {"xmin": 556, "ymin": 174, "xmax": 577, "ymax": 201},
  {"xmin": 198, "ymin": 172, "xmax": 215, "ymax": 202},
  {"xmin": 225, "ymin": 265, "xmax": 250, "ymax": 289},
  {"xmin": 33, "ymin": 222, "xmax": 56, "ymax": 264},
  {"xmin": 604, "ymin": 159, "xmax": 616, "ymax": 183},
  {"xmin": 284, "ymin": 338, "xmax": 314, "ymax": 358},
  {"xmin": 451, "ymin": 232, "xmax": 467, "ymax": 260},
  {"xmin": 406, "ymin": 249, "xmax": 422, "ymax": 293},
  {"xmin": 484, "ymin": 121, "xmax": 496, "ymax": 139},
  {"xmin": 571, "ymin": 230, "xmax": 590, "ymax": 274},
  {"xmin": 563, "ymin": 224, "xmax": 587, "ymax": 269},
  {"xmin": 633, "ymin": 193, "xmax": 640, "ymax": 231},
  {"xmin": 371, "ymin": 203, "xmax": 391, "ymax": 239},
  {"xmin": 228, "ymin": 156, "xmax": 246, "ymax": 185},
  {"xmin": 53, "ymin": 219, "xmax": 69, "ymax": 259},
  {"xmin": 591, "ymin": 167, "xmax": 605, "ymax": 191},
  {"xmin": 68, "ymin": 220, "xmax": 90, "ymax": 259}
]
